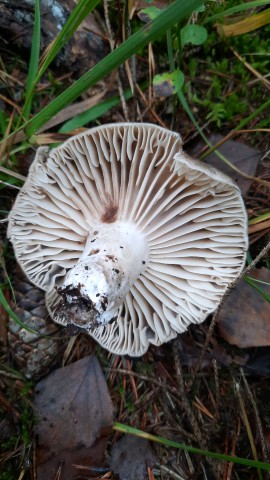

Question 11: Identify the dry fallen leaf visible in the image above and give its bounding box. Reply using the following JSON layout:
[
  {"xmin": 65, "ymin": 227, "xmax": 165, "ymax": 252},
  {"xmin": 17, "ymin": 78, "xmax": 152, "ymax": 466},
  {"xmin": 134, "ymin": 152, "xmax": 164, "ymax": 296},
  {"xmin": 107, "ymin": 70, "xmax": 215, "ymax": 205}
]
[
  {"xmin": 34, "ymin": 355, "xmax": 113, "ymax": 480},
  {"xmin": 218, "ymin": 268, "xmax": 270, "ymax": 348},
  {"xmin": 109, "ymin": 435, "xmax": 156, "ymax": 480},
  {"xmin": 187, "ymin": 134, "xmax": 261, "ymax": 194}
]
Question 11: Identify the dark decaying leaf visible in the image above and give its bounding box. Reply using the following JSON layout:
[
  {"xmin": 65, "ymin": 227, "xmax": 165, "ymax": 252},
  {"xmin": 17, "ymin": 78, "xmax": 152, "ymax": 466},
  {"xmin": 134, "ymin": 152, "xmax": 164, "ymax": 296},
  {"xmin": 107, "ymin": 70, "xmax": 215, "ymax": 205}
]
[
  {"xmin": 34, "ymin": 355, "xmax": 113, "ymax": 479},
  {"xmin": 187, "ymin": 134, "xmax": 261, "ymax": 194},
  {"xmin": 153, "ymin": 70, "xmax": 184, "ymax": 97},
  {"xmin": 109, "ymin": 435, "xmax": 156, "ymax": 480},
  {"xmin": 218, "ymin": 268, "xmax": 270, "ymax": 348}
]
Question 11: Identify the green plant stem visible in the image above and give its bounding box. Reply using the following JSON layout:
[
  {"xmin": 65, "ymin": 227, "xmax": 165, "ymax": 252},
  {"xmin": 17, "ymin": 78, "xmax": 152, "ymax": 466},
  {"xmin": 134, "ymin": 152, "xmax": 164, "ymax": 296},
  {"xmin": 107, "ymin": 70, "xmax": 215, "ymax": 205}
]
[
  {"xmin": 24, "ymin": 0, "xmax": 203, "ymax": 138},
  {"xmin": 113, "ymin": 422, "xmax": 270, "ymax": 471}
]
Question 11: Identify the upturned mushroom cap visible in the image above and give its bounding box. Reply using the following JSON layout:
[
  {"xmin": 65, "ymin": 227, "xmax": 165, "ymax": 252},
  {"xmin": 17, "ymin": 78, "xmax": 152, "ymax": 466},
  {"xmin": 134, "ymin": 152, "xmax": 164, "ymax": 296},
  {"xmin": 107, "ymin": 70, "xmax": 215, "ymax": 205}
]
[{"xmin": 8, "ymin": 123, "xmax": 248, "ymax": 356}]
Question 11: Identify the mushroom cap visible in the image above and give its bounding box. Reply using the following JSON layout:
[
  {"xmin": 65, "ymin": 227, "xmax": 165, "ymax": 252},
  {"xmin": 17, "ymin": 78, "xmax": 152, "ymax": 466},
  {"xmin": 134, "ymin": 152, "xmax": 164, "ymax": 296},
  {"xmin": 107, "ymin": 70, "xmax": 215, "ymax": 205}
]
[{"xmin": 8, "ymin": 123, "xmax": 248, "ymax": 356}]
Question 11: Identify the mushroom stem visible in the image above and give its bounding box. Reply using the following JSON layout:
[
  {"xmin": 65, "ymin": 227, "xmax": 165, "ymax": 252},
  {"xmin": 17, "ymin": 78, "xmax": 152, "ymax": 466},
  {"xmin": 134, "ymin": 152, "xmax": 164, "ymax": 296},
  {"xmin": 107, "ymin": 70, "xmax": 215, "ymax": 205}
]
[{"xmin": 56, "ymin": 222, "xmax": 149, "ymax": 329}]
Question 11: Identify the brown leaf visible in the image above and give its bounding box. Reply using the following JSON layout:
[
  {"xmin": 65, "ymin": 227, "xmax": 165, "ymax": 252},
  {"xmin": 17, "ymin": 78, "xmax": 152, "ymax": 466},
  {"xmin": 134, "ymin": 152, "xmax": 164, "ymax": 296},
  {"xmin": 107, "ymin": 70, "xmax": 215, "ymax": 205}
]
[
  {"xmin": 187, "ymin": 134, "xmax": 261, "ymax": 194},
  {"xmin": 109, "ymin": 435, "xmax": 156, "ymax": 480},
  {"xmin": 218, "ymin": 268, "xmax": 270, "ymax": 348},
  {"xmin": 34, "ymin": 355, "xmax": 113, "ymax": 479}
]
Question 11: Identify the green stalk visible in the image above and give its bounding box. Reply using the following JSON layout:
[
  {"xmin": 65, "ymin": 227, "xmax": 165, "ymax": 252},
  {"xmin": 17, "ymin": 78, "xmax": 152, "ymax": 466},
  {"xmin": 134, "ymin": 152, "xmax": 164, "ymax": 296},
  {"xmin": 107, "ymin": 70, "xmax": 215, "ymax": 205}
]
[{"xmin": 24, "ymin": 0, "xmax": 203, "ymax": 137}]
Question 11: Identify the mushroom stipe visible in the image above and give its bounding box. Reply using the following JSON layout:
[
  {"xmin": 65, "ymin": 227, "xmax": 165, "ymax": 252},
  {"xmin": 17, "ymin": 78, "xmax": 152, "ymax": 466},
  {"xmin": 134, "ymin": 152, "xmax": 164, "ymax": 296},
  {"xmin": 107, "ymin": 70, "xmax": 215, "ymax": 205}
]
[{"xmin": 8, "ymin": 123, "xmax": 248, "ymax": 356}]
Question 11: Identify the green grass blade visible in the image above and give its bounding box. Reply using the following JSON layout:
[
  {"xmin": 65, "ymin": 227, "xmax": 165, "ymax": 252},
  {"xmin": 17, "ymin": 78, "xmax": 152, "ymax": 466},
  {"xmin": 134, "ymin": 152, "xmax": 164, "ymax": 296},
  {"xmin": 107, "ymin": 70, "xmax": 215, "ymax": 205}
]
[
  {"xmin": 24, "ymin": 0, "xmax": 203, "ymax": 137},
  {"xmin": 20, "ymin": 0, "xmax": 41, "ymax": 121},
  {"xmin": 0, "ymin": 288, "xmax": 37, "ymax": 334},
  {"xmin": 249, "ymin": 212, "xmax": 270, "ymax": 225},
  {"xmin": 59, "ymin": 88, "xmax": 135, "ymax": 132},
  {"xmin": 36, "ymin": 0, "xmax": 100, "ymax": 84},
  {"xmin": 204, "ymin": 0, "xmax": 270, "ymax": 24},
  {"xmin": 178, "ymin": 89, "xmax": 210, "ymax": 144},
  {"xmin": 245, "ymin": 277, "xmax": 270, "ymax": 287},
  {"xmin": 236, "ymin": 97, "xmax": 270, "ymax": 131},
  {"xmin": 244, "ymin": 276, "xmax": 270, "ymax": 303},
  {"xmin": 113, "ymin": 422, "xmax": 270, "ymax": 471}
]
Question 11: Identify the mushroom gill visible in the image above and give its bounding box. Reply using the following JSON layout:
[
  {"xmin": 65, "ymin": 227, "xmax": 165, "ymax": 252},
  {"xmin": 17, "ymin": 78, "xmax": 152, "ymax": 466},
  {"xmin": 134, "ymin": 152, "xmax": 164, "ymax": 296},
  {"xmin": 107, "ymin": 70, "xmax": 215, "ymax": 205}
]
[{"xmin": 8, "ymin": 123, "xmax": 248, "ymax": 356}]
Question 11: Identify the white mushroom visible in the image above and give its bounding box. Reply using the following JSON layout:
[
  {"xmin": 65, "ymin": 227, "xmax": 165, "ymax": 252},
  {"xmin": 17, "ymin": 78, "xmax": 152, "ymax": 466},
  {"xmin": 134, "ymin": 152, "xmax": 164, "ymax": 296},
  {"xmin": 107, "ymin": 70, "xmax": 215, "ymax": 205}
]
[{"xmin": 8, "ymin": 123, "xmax": 248, "ymax": 356}]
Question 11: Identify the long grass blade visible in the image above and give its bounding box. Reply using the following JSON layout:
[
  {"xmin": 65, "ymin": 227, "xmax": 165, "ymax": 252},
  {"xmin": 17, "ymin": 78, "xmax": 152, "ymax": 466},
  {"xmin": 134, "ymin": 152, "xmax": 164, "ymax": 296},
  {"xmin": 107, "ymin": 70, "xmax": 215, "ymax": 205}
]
[
  {"xmin": 0, "ymin": 289, "xmax": 37, "ymax": 334},
  {"xmin": 249, "ymin": 212, "xmax": 270, "ymax": 225},
  {"xmin": 21, "ymin": 0, "xmax": 41, "ymax": 121},
  {"xmin": 204, "ymin": 0, "xmax": 270, "ymax": 24},
  {"xmin": 244, "ymin": 276, "xmax": 270, "ymax": 303},
  {"xmin": 36, "ymin": 0, "xmax": 100, "ymax": 84},
  {"xmin": 113, "ymin": 422, "xmax": 270, "ymax": 471},
  {"xmin": 24, "ymin": 0, "xmax": 203, "ymax": 137}
]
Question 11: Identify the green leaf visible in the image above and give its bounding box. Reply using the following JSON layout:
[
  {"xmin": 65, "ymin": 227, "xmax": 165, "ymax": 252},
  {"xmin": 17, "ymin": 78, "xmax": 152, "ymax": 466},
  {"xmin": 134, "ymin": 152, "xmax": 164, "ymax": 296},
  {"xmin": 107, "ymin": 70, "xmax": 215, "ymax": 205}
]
[
  {"xmin": 153, "ymin": 70, "xmax": 184, "ymax": 96},
  {"xmin": 138, "ymin": 6, "xmax": 162, "ymax": 22},
  {"xmin": 24, "ymin": 0, "xmax": 204, "ymax": 137},
  {"xmin": 181, "ymin": 24, "xmax": 208, "ymax": 46}
]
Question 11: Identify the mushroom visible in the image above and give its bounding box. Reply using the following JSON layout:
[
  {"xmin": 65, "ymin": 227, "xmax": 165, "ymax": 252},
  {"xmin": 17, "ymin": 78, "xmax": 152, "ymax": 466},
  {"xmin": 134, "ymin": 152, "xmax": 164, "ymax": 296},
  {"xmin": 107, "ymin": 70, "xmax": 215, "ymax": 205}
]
[{"xmin": 8, "ymin": 123, "xmax": 248, "ymax": 356}]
